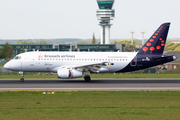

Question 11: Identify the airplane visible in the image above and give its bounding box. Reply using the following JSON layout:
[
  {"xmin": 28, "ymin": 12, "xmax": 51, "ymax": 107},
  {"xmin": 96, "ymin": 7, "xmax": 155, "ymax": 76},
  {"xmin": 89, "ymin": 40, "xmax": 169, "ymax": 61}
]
[{"xmin": 4, "ymin": 23, "xmax": 176, "ymax": 82}]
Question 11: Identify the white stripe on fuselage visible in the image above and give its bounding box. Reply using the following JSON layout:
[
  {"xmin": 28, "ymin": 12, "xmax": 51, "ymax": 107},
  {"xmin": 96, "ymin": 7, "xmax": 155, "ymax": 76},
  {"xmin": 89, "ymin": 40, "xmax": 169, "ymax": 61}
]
[{"xmin": 5, "ymin": 51, "xmax": 137, "ymax": 73}]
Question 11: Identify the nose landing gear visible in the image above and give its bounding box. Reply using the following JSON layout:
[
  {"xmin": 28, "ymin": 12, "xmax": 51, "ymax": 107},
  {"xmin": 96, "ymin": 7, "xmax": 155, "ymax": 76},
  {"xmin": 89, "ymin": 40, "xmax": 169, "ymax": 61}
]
[
  {"xmin": 20, "ymin": 72, "xmax": 24, "ymax": 82},
  {"xmin": 20, "ymin": 78, "xmax": 24, "ymax": 82}
]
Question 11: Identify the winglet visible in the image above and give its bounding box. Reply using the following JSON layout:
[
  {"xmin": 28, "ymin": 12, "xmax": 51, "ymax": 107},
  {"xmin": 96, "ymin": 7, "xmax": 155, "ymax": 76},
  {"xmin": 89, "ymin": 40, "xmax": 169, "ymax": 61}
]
[{"xmin": 138, "ymin": 23, "xmax": 170, "ymax": 54}]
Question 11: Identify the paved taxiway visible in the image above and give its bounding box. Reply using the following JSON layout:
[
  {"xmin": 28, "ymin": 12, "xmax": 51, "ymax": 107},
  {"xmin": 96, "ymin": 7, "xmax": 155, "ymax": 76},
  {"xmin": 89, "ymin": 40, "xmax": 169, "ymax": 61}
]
[{"xmin": 0, "ymin": 78, "xmax": 180, "ymax": 91}]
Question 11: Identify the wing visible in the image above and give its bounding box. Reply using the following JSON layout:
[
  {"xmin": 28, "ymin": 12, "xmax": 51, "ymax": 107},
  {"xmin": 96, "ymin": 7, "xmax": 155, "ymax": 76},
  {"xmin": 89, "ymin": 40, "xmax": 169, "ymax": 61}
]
[
  {"xmin": 72, "ymin": 62, "xmax": 107, "ymax": 72},
  {"xmin": 50, "ymin": 62, "xmax": 107, "ymax": 73}
]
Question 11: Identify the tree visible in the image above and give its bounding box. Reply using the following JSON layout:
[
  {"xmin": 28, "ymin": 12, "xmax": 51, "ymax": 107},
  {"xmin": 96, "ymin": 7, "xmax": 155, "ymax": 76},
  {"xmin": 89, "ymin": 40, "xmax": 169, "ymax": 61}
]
[
  {"xmin": 7, "ymin": 45, "xmax": 13, "ymax": 59},
  {"xmin": 0, "ymin": 42, "xmax": 13, "ymax": 59},
  {"xmin": 15, "ymin": 40, "xmax": 27, "ymax": 44},
  {"xmin": 0, "ymin": 48, "xmax": 4, "ymax": 59},
  {"xmin": 91, "ymin": 33, "xmax": 96, "ymax": 44},
  {"xmin": 21, "ymin": 50, "xmax": 26, "ymax": 53},
  {"xmin": 38, "ymin": 41, "xmax": 47, "ymax": 44},
  {"xmin": 77, "ymin": 40, "xmax": 91, "ymax": 44},
  {"xmin": 112, "ymin": 39, "xmax": 136, "ymax": 47},
  {"xmin": 14, "ymin": 40, "xmax": 47, "ymax": 44},
  {"xmin": 27, "ymin": 41, "xmax": 35, "ymax": 44},
  {"xmin": 124, "ymin": 45, "xmax": 136, "ymax": 52}
]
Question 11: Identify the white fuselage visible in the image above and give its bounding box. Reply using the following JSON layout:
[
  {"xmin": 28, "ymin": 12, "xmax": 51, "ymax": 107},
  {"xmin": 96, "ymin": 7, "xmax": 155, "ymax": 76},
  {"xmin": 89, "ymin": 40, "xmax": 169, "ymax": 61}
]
[{"xmin": 4, "ymin": 51, "xmax": 137, "ymax": 73}]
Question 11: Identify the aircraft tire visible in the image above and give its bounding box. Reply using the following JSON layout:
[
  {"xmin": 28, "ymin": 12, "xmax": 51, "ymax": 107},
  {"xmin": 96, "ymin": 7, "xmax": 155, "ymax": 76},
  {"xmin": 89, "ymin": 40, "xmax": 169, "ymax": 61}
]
[
  {"xmin": 84, "ymin": 75, "xmax": 91, "ymax": 82},
  {"xmin": 20, "ymin": 78, "xmax": 24, "ymax": 82}
]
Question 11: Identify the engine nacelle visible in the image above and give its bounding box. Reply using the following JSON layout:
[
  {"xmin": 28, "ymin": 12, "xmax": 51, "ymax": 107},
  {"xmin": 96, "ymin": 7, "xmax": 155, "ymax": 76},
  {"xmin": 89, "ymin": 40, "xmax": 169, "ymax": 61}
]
[{"xmin": 57, "ymin": 69, "xmax": 82, "ymax": 79}]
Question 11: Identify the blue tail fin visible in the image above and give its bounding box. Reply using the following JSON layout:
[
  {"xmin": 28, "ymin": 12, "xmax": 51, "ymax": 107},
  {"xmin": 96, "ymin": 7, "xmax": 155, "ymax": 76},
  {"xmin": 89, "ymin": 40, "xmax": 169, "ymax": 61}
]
[{"xmin": 138, "ymin": 23, "xmax": 170, "ymax": 54}]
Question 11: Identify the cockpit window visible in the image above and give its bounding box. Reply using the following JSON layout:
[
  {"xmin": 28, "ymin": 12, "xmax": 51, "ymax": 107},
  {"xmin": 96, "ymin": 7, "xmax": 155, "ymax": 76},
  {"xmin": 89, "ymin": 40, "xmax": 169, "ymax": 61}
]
[{"xmin": 13, "ymin": 56, "xmax": 21, "ymax": 60}]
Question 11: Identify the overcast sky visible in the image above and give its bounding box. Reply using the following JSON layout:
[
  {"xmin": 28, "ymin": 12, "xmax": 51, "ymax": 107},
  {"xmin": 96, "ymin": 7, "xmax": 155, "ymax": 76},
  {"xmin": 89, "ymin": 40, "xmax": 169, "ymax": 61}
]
[{"xmin": 0, "ymin": 0, "xmax": 179, "ymax": 40}]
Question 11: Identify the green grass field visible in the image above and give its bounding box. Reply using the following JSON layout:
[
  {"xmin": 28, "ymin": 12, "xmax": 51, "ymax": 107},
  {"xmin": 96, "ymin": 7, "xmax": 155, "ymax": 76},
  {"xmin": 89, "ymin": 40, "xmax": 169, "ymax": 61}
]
[
  {"xmin": 0, "ymin": 91, "xmax": 180, "ymax": 120},
  {"xmin": 1, "ymin": 73, "xmax": 180, "ymax": 79}
]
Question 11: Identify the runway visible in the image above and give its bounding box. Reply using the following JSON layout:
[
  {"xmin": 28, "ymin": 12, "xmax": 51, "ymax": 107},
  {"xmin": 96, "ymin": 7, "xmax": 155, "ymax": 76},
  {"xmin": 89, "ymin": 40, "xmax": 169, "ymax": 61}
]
[{"xmin": 0, "ymin": 78, "xmax": 180, "ymax": 91}]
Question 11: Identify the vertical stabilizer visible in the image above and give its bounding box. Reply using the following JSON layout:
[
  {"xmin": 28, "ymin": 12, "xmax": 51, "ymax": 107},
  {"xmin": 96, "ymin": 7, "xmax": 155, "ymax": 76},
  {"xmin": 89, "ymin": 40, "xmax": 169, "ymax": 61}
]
[{"xmin": 138, "ymin": 23, "xmax": 170, "ymax": 54}]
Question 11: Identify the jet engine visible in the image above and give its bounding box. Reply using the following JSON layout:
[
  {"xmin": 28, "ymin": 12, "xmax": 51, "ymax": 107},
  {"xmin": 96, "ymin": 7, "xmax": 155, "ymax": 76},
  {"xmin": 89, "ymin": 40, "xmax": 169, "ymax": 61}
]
[{"xmin": 57, "ymin": 69, "xmax": 82, "ymax": 79}]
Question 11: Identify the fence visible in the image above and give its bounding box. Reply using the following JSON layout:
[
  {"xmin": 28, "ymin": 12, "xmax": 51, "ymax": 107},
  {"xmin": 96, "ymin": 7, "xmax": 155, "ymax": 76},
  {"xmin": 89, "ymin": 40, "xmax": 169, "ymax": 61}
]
[
  {"xmin": 0, "ymin": 59, "xmax": 8, "ymax": 63},
  {"xmin": 1, "ymin": 69, "xmax": 180, "ymax": 76}
]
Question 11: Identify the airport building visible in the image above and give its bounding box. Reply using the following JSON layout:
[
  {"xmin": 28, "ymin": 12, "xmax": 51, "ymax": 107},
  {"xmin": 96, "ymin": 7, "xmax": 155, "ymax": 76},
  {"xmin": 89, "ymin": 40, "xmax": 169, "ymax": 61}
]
[
  {"xmin": 96, "ymin": 0, "xmax": 115, "ymax": 44},
  {"xmin": 57, "ymin": 44, "xmax": 123, "ymax": 52},
  {"xmin": 0, "ymin": 44, "xmax": 124, "ymax": 57},
  {"xmin": 0, "ymin": 44, "xmax": 57, "ymax": 57}
]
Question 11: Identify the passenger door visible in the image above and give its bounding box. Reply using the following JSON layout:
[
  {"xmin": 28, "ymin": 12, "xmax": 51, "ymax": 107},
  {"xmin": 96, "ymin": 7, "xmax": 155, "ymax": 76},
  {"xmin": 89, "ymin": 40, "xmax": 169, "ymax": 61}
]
[{"xmin": 131, "ymin": 56, "xmax": 137, "ymax": 66}]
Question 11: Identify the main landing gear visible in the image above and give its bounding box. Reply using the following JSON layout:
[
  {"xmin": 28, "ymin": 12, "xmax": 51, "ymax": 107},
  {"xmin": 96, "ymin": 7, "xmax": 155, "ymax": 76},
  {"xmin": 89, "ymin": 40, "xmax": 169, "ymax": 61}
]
[
  {"xmin": 20, "ymin": 72, "xmax": 24, "ymax": 82},
  {"xmin": 84, "ymin": 75, "xmax": 91, "ymax": 82}
]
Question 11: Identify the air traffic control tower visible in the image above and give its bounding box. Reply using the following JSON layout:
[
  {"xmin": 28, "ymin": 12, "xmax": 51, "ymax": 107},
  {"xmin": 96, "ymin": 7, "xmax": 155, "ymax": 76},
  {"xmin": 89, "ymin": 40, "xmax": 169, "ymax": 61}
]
[{"xmin": 96, "ymin": 0, "xmax": 115, "ymax": 44}]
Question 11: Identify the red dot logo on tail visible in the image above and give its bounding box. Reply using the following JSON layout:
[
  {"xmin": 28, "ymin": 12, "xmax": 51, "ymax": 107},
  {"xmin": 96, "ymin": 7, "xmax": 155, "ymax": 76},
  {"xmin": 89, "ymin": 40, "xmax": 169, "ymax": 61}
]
[
  {"xmin": 156, "ymin": 46, "xmax": 161, "ymax": 50},
  {"xmin": 150, "ymin": 47, "xmax": 155, "ymax": 51},
  {"xmin": 161, "ymin": 43, "xmax": 165, "ymax": 46},
  {"xmin": 150, "ymin": 39, "xmax": 154, "ymax": 42},
  {"xmin": 143, "ymin": 47, "xmax": 148, "ymax": 52},
  {"xmin": 146, "ymin": 42, "xmax": 151, "ymax": 46}
]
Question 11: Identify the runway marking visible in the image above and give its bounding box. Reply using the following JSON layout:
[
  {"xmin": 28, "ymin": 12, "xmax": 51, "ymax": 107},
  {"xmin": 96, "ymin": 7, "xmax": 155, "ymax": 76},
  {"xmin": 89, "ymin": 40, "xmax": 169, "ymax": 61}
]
[{"xmin": 0, "ymin": 87, "xmax": 180, "ymax": 91}]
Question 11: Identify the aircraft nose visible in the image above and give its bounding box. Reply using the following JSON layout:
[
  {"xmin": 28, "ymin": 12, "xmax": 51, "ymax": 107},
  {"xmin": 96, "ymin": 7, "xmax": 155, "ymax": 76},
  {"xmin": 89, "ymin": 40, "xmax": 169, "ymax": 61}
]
[{"xmin": 3, "ymin": 62, "xmax": 10, "ymax": 70}]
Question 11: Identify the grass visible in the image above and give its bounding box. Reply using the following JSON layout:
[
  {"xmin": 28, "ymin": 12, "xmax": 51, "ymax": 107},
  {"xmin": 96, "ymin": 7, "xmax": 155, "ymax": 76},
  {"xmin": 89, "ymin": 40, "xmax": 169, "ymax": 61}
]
[
  {"xmin": 1, "ymin": 73, "xmax": 180, "ymax": 79},
  {"xmin": 0, "ymin": 91, "xmax": 180, "ymax": 120},
  {"xmin": 0, "ymin": 62, "xmax": 5, "ymax": 67}
]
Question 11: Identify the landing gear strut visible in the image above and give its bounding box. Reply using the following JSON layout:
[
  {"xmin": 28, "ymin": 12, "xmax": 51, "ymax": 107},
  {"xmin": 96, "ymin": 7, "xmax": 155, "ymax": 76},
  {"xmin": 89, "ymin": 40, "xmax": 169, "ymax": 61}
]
[
  {"xmin": 20, "ymin": 72, "xmax": 24, "ymax": 82},
  {"xmin": 84, "ymin": 75, "xmax": 91, "ymax": 82}
]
